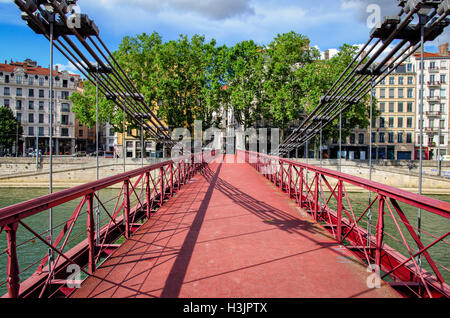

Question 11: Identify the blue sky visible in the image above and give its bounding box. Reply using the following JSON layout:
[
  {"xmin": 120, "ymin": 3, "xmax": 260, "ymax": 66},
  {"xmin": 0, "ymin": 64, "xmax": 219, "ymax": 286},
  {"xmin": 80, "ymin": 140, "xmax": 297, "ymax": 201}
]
[{"xmin": 1, "ymin": 0, "xmax": 448, "ymax": 74}]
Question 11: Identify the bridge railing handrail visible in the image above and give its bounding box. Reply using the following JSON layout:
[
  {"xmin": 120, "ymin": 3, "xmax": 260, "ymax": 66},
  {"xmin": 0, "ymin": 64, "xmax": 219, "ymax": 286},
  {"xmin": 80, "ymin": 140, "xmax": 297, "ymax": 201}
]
[
  {"xmin": 241, "ymin": 151, "xmax": 450, "ymax": 218},
  {"xmin": 238, "ymin": 149, "xmax": 450, "ymax": 298},
  {"xmin": 0, "ymin": 152, "xmax": 211, "ymax": 227},
  {"xmin": 0, "ymin": 150, "xmax": 216, "ymax": 298}
]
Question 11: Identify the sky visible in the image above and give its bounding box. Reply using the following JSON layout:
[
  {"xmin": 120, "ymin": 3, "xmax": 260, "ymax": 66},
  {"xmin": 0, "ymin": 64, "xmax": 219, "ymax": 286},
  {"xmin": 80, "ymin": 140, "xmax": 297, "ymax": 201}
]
[{"xmin": 1, "ymin": 0, "xmax": 449, "ymax": 75}]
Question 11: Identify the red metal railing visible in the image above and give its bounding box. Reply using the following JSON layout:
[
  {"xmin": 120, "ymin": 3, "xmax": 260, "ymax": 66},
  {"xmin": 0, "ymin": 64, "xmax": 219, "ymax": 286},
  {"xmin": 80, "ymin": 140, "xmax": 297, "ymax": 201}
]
[
  {"xmin": 0, "ymin": 150, "xmax": 216, "ymax": 298},
  {"xmin": 238, "ymin": 150, "xmax": 450, "ymax": 298}
]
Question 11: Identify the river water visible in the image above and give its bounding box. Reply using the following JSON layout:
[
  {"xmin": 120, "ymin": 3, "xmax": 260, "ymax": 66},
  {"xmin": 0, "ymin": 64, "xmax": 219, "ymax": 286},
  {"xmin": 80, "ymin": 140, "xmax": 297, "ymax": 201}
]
[{"xmin": 0, "ymin": 187, "xmax": 449, "ymax": 296}]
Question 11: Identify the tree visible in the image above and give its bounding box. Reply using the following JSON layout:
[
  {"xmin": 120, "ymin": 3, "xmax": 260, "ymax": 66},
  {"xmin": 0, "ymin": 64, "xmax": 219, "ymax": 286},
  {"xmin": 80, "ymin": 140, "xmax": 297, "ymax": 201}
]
[
  {"xmin": 262, "ymin": 32, "xmax": 320, "ymax": 135},
  {"xmin": 0, "ymin": 106, "xmax": 22, "ymax": 153},
  {"xmin": 294, "ymin": 44, "xmax": 377, "ymax": 144}
]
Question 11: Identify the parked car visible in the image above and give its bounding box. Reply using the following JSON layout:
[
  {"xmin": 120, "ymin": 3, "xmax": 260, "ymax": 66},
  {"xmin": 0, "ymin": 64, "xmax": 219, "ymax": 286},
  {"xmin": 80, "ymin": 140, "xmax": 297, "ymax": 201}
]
[
  {"xmin": 73, "ymin": 151, "xmax": 87, "ymax": 157},
  {"xmin": 104, "ymin": 151, "xmax": 114, "ymax": 158}
]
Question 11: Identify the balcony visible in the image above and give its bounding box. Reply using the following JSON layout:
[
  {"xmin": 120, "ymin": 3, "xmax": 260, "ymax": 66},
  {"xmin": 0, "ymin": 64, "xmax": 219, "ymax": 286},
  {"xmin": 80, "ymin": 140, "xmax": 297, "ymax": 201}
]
[
  {"xmin": 425, "ymin": 111, "xmax": 441, "ymax": 117},
  {"xmin": 428, "ymin": 67, "xmax": 440, "ymax": 73},
  {"xmin": 424, "ymin": 127, "xmax": 438, "ymax": 134},
  {"xmin": 427, "ymin": 96, "xmax": 441, "ymax": 102},
  {"xmin": 427, "ymin": 81, "xmax": 440, "ymax": 87}
]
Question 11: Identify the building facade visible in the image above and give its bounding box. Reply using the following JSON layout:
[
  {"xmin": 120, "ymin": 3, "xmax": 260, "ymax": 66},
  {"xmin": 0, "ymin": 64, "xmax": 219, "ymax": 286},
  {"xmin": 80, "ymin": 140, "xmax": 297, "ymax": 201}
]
[
  {"xmin": 0, "ymin": 59, "xmax": 81, "ymax": 156},
  {"xmin": 413, "ymin": 43, "xmax": 450, "ymax": 160}
]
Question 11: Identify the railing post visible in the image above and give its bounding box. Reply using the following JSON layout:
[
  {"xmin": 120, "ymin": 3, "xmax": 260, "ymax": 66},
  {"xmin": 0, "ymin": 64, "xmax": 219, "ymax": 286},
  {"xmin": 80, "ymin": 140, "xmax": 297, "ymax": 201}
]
[
  {"xmin": 279, "ymin": 160, "xmax": 283, "ymax": 190},
  {"xmin": 299, "ymin": 168, "xmax": 304, "ymax": 208},
  {"xmin": 6, "ymin": 222, "xmax": 20, "ymax": 298},
  {"xmin": 146, "ymin": 171, "xmax": 151, "ymax": 218},
  {"xmin": 170, "ymin": 162, "xmax": 174, "ymax": 198},
  {"xmin": 160, "ymin": 167, "xmax": 164, "ymax": 207},
  {"xmin": 314, "ymin": 173, "xmax": 319, "ymax": 221},
  {"xmin": 178, "ymin": 162, "xmax": 181, "ymax": 190},
  {"xmin": 288, "ymin": 164, "xmax": 292, "ymax": 197},
  {"xmin": 124, "ymin": 179, "xmax": 131, "ymax": 239},
  {"xmin": 337, "ymin": 179, "xmax": 343, "ymax": 242},
  {"xmin": 375, "ymin": 195, "xmax": 385, "ymax": 267},
  {"xmin": 86, "ymin": 193, "xmax": 96, "ymax": 275}
]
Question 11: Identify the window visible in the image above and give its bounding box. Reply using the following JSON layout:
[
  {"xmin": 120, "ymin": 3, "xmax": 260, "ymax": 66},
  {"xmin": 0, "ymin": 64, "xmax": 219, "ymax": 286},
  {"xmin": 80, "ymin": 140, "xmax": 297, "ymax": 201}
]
[
  {"xmin": 441, "ymin": 61, "xmax": 447, "ymax": 69},
  {"xmin": 407, "ymin": 64, "xmax": 413, "ymax": 72},
  {"xmin": 379, "ymin": 117, "xmax": 385, "ymax": 128},
  {"xmin": 28, "ymin": 77, "xmax": 34, "ymax": 85},
  {"xmin": 398, "ymin": 88, "xmax": 404, "ymax": 98},
  {"xmin": 389, "ymin": 102, "xmax": 395, "ymax": 112},
  {"xmin": 379, "ymin": 132, "xmax": 385, "ymax": 143},
  {"xmin": 16, "ymin": 113, "xmax": 21, "ymax": 123},
  {"xmin": 398, "ymin": 77, "xmax": 404, "ymax": 85},
  {"xmin": 441, "ymin": 74, "xmax": 446, "ymax": 84},
  {"xmin": 380, "ymin": 78, "xmax": 386, "ymax": 85},
  {"xmin": 407, "ymin": 76, "xmax": 413, "ymax": 85},
  {"xmin": 61, "ymin": 103, "xmax": 70, "ymax": 112},
  {"xmin": 350, "ymin": 134, "xmax": 355, "ymax": 144},
  {"xmin": 16, "ymin": 75, "xmax": 22, "ymax": 84},
  {"xmin": 39, "ymin": 90, "xmax": 44, "ymax": 98},
  {"xmin": 406, "ymin": 132, "xmax": 412, "ymax": 143},
  {"xmin": 398, "ymin": 132, "xmax": 404, "ymax": 143},
  {"xmin": 16, "ymin": 88, "xmax": 22, "ymax": 97},
  {"xmin": 39, "ymin": 127, "xmax": 44, "ymax": 137},
  {"xmin": 28, "ymin": 89, "xmax": 34, "ymax": 97},
  {"xmin": 39, "ymin": 114, "xmax": 44, "ymax": 123},
  {"xmin": 407, "ymin": 88, "xmax": 414, "ymax": 98},
  {"xmin": 109, "ymin": 128, "xmax": 115, "ymax": 136},
  {"xmin": 389, "ymin": 88, "xmax": 395, "ymax": 98},
  {"xmin": 79, "ymin": 129, "xmax": 84, "ymax": 137},
  {"xmin": 39, "ymin": 101, "xmax": 44, "ymax": 110},
  {"xmin": 379, "ymin": 88, "xmax": 385, "ymax": 98},
  {"xmin": 15, "ymin": 100, "xmax": 22, "ymax": 110},
  {"xmin": 430, "ymin": 74, "xmax": 435, "ymax": 84},
  {"xmin": 407, "ymin": 102, "xmax": 413, "ymax": 113},
  {"xmin": 358, "ymin": 133, "xmax": 364, "ymax": 145},
  {"xmin": 379, "ymin": 102, "xmax": 385, "ymax": 112},
  {"xmin": 371, "ymin": 132, "xmax": 376, "ymax": 143},
  {"xmin": 440, "ymin": 88, "xmax": 446, "ymax": 98},
  {"xmin": 430, "ymin": 61, "xmax": 436, "ymax": 70},
  {"xmin": 61, "ymin": 128, "xmax": 69, "ymax": 137},
  {"xmin": 398, "ymin": 102, "xmax": 404, "ymax": 112},
  {"xmin": 440, "ymin": 135, "xmax": 445, "ymax": 145},
  {"xmin": 440, "ymin": 119, "xmax": 445, "ymax": 129},
  {"xmin": 62, "ymin": 80, "xmax": 68, "ymax": 88},
  {"xmin": 430, "ymin": 88, "xmax": 435, "ymax": 97},
  {"xmin": 28, "ymin": 113, "xmax": 34, "ymax": 123},
  {"xmin": 39, "ymin": 77, "xmax": 44, "ymax": 86},
  {"xmin": 4, "ymin": 87, "xmax": 10, "ymax": 96},
  {"xmin": 440, "ymin": 103, "xmax": 446, "ymax": 114},
  {"xmin": 388, "ymin": 117, "xmax": 394, "ymax": 128},
  {"xmin": 61, "ymin": 115, "xmax": 69, "ymax": 125},
  {"xmin": 4, "ymin": 99, "xmax": 10, "ymax": 107},
  {"xmin": 388, "ymin": 132, "xmax": 394, "ymax": 143},
  {"xmin": 61, "ymin": 91, "xmax": 69, "ymax": 100},
  {"xmin": 28, "ymin": 101, "xmax": 34, "ymax": 110},
  {"xmin": 389, "ymin": 77, "xmax": 395, "ymax": 85},
  {"xmin": 398, "ymin": 117, "xmax": 403, "ymax": 128},
  {"xmin": 28, "ymin": 127, "xmax": 34, "ymax": 136},
  {"xmin": 4, "ymin": 75, "xmax": 9, "ymax": 83}
]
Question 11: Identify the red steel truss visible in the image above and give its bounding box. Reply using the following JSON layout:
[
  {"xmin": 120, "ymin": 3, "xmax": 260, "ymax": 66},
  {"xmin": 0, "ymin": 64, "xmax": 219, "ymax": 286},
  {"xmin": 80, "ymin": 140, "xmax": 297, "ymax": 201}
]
[
  {"xmin": 238, "ymin": 150, "xmax": 450, "ymax": 298},
  {"xmin": 0, "ymin": 151, "xmax": 215, "ymax": 298}
]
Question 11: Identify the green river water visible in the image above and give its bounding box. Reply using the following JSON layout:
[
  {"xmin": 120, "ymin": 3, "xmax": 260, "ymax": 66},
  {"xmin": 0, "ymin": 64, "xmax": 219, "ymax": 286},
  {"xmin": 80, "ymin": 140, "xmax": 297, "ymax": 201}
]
[{"xmin": 0, "ymin": 187, "xmax": 449, "ymax": 296}]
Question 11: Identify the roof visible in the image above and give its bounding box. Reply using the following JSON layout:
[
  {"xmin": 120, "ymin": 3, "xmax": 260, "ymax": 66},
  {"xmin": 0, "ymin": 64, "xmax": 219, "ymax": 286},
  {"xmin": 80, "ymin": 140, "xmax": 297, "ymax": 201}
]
[
  {"xmin": 412, "ymin": 52, "xmax": 450, "ymax": 59},
  {"xmin": 0, "ymin": 61, "xmax": 80, "ymax": 78}
]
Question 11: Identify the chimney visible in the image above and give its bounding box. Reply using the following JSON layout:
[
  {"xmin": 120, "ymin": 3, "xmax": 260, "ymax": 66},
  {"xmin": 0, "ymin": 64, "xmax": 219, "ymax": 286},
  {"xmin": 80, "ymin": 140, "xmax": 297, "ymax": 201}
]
[
  {"xmin": 55, "ymin": 65, "xmax": 59, "ymax": 74},
  {"xmin": 439, "ymin": 43, "xmax": 448, "ymax": 56}
]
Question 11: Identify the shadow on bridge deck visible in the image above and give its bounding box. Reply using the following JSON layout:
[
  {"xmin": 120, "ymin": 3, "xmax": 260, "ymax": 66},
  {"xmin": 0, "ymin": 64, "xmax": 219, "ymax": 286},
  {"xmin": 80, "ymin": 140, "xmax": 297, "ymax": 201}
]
[{"xmin": 71, "ymin": 155, "xmax": 400, "ymax": 298}]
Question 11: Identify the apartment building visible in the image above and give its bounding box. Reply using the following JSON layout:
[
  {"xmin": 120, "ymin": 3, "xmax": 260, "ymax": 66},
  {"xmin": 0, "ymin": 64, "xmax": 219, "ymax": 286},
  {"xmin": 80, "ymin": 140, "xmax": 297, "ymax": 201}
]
[
  {"xmin": 413, "ymin": 43, "xmax": 449, "ymax": 160},
  {"xmin": 0, "ymin": 59, "xmax": 81, "ymax": 156},
  {"xmin": 372, "ymin": 61, "xmax": 417, "ymax": 160}
]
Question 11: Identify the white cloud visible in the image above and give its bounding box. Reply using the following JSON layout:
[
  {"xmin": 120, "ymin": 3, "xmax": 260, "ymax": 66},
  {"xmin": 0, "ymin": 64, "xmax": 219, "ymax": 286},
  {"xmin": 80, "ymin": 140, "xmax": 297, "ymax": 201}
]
[{"xmin": 92, "ymin": 0, "xmax": 255, "ymax": 20}]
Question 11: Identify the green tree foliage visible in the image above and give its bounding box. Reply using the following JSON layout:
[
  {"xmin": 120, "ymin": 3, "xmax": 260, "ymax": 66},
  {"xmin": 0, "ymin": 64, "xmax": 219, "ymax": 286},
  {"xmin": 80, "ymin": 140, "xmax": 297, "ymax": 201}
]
[
  {"xmin": 70, "ymin": 31, "xmax": 373, "ymax": 141},
  {"xmin": 0, "ymin": 106, "xmax": 22, "ymax": 151}
]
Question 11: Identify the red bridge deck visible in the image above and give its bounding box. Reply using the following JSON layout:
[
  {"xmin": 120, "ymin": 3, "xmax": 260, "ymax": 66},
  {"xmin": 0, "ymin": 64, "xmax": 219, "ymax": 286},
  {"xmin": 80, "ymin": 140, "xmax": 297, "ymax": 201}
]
[{"xmin": 71, "ymin": 155, "xmax": 400, "ymax": 298}]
